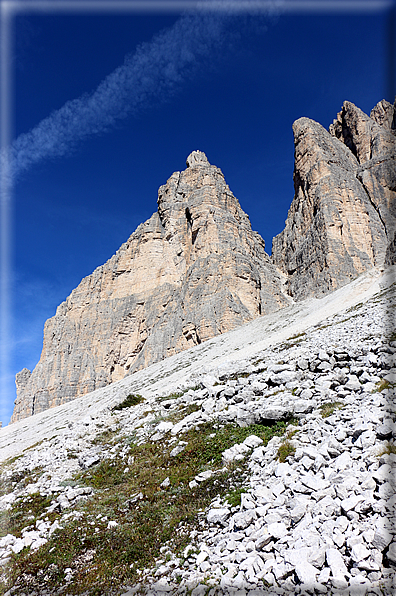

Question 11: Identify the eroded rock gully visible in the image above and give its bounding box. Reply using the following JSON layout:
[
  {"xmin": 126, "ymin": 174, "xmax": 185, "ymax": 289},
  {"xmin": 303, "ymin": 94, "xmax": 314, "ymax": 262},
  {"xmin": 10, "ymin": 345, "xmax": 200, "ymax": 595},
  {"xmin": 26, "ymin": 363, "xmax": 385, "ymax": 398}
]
[{"xmin": 12, "ymin": 99, "xmax": 396, "ymax": 422}]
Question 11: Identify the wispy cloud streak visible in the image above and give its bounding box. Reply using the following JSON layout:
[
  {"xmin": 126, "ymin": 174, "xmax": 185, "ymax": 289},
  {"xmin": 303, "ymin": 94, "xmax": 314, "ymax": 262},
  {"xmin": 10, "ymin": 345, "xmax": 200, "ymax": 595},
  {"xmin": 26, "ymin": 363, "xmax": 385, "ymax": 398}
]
[
  {"xmin": 2, "ymin": 2, "xmax": 256, "ymax": 182},
  {"xmin": 2, "ymin": 0, "xmax": 391, "ymax": 182}
]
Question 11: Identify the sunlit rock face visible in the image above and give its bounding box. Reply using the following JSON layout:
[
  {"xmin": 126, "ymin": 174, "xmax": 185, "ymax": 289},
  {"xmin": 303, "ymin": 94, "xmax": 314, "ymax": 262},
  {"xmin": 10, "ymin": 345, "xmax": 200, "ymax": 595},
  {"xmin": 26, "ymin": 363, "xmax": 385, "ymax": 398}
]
[
  {"xmin": 11, "ymin": 151, "xmax": 289, "ymax": 422},
  {"xmin": 272, "ymin": 100, "xmax": 395, "ymax": 300},
  {"xmin": 12, "ymin": 101, "xmax": 396, "ymax": 423}
]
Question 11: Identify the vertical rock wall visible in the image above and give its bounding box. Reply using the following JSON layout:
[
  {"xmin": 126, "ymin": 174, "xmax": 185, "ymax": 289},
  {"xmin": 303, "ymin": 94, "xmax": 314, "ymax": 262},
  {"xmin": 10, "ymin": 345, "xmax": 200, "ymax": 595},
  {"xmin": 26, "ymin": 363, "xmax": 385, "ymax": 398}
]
[
  {"xmin": 272, "ymin": 100, "xmax": 395, "ymax": 300},
  {"xmin": 329, "ymin": 100, "xmax": 396, "ymax": 265}
]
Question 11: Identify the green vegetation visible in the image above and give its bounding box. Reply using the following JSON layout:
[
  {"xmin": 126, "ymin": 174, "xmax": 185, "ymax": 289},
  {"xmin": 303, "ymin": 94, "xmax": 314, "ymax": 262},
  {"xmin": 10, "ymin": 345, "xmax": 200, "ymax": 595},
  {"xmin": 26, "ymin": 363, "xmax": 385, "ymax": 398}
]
[
  {"xmin": 91, "ymin": 428, "xmax": 119, "ymax": 446},
  {"xmin": 285, "ymin": 428, "xmax": 298, "ymax": 440},
  {"xmin": 0, "ymin": 493, "xmax": 55, "ymax": 540},
  {"xmin": 167, "ymin": 403, "xmax": 200, "ymax": 424},
  {"xmin": 0, "ymin": 467, "xmax": 42, "ymax": 499},
  {"xmin": 5, "ymin": 419, "xmax": 294, "ymax": 595},
  {"xmin": 346, "ymin": 302, "xmax": 363, "ymax": 313},
  {"xmin": 315, "ymin": 323, "xmax": 332, "ymax": 331},
  {"xmin": 158, "ymin": 386, "xmax": 201, "ymax": 401},
  {"xmin": 377, "ymin": 442, "xmax": 396, "ymax": 457},
  {"xmin": 222, "ymin": 371, "xmax": 251, "ymax": 381},
  {"xmin": 319, "ymin": 402, "xmax": 344, "ymax": 418},
  {"xmin": 251, "ymin": 356, "xmax": 267, "ymax": 369},
  {"xmin": 277, "ymin": 440, "xmax": 296, "ymax": 463},
  {"xmin": 226, "ymin": 487, "xmax": 247, "ymax": 507},
  {"xmin": 112, "ymin": 394, "xmax": 144, "ymax": 411},
  {"xmin": 281, "ymin": 331, "xmax": 307, "ymax": 349}
]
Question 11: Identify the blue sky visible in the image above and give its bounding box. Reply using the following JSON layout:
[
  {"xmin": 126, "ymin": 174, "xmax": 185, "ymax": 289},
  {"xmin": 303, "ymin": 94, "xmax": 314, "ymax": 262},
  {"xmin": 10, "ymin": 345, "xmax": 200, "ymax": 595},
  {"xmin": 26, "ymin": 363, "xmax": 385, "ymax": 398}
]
[{"xmin": 1, "ymin": 0, "xmax": 394, "ymax": 425}]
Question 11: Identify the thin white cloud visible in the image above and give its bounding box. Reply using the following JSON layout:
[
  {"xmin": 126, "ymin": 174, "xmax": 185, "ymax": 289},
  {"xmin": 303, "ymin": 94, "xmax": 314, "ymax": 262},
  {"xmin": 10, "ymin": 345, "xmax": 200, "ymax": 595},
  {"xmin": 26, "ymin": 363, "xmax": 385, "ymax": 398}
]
[
  {"xmin": 2, "ymin": 0, "xmax": 391, "ymax": 187},
  {"xmin": 2, "ymin": 2, "xmax": 253, "ymax": 183}
]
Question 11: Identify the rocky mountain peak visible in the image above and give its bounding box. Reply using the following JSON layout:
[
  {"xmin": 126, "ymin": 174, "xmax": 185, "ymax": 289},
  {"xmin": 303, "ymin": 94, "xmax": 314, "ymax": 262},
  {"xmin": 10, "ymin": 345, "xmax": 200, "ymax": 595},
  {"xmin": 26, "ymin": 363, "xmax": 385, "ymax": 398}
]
[
  {"xmin": 370, "ymin": 98, "xmax": 396, "ymax": 129},
  {"xmin": 186, "ymin": 149, "xmax": 210, "ymax": 167},
  {"xmin": 11, "ymin": 100, "xmax": 396, "ymax": 423},
  {"xmin": 11, "ymin": 152, "xmax": 289, "ymax": 423},
  {"xmin": 329, "ymin": 99, "xmax": 395, "ymax": 164},
  {"xmin": 272, "ymin": 99, "xmax": 395, "ymax": 300}
]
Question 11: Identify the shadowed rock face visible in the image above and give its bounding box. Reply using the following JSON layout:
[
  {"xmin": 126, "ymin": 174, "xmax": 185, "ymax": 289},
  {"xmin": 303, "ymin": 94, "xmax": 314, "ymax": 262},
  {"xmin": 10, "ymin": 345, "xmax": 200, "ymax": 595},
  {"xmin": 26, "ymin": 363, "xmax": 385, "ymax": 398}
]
[
  {"xmin": 12, "ymin": 151, "xmax": 290, "ymax": 423},
  {"xmin": 272, "ymin": 100, "xmax": 395, "ymax": 300}
]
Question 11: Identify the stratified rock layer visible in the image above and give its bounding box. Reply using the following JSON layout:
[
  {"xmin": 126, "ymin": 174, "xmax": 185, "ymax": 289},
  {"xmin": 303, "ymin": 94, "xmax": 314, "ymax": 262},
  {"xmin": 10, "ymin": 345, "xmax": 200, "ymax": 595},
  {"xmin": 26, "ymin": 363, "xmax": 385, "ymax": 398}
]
[
  {"xmin": 12, "ymin": 151, "xmax": 290, "ymax": 422},
  {"xmin": 272, "ymin": 100, "xmax": 396, "ymax": 300}
]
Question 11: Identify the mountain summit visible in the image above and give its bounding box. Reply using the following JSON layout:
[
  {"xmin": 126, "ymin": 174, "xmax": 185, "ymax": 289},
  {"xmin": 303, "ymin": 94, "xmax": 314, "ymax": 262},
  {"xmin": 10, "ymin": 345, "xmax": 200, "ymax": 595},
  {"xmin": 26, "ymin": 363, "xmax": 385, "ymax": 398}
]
[
  {"xmin": 12, "ymin": 100, "xmax": 396, "ymax": 423},
  {"xmin": 12, "ymin": 151, "xmax": 290, "ymax": 422}
]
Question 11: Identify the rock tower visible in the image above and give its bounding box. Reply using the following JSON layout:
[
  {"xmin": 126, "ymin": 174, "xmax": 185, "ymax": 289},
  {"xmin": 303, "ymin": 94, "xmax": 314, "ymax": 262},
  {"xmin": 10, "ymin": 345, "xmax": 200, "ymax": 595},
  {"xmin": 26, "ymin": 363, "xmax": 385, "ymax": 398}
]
[
  {"xmin": 12, "ymin": 100, "xmax": 395, "ymax": 422},
  {"xmin": 272, "ymin": 99, "xmax": 396, "ymax": 300},
  {"xmin": 11, "ymin": 151, "xmax": 290, "ymax": 422}
]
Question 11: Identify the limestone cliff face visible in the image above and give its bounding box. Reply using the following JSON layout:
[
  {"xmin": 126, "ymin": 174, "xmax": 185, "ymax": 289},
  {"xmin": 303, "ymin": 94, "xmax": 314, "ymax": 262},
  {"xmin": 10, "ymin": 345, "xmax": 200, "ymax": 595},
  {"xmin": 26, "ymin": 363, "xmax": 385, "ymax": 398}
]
[
  {"xmin": 12, "ymin": 151, "xmax": 290, "ymax": 423},
  {"xmin": 13, "ymin": 101, "xmax": 395, "ymax": 423},
  {"xmin": 272, "ymin": 100, "xmax": 395, "ymax": 300},
  {"xmin": 329, "ymin": 99, "xmax": 396, "ymax": 265}
]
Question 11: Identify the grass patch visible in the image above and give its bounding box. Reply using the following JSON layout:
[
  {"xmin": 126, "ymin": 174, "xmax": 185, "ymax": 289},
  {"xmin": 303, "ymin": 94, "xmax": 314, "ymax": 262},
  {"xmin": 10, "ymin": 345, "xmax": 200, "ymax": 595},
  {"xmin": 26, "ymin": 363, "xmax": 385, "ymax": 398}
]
[
  {"xmin": 5, "ymin": 420, "xmax": 293, "ymax": 595},
  {"xmin": 288, "ymin": 332, "xmax": 306, "ymax": 340},
  {"xmin": 378, "ymin": 442, "xmax": 396, "ymax": 457},
  {"xmin": 0, "ymin": 493, "xmax": 56, "ymax": 540},
  {"xmin": 158, "ymin": 386, "xmax": 201, "ymax": 401},
  {"xmin": 372, "ymin": 379, "xmax": 396, "ymax": 393},
  {"xmin": 112, "ymin": 394, "xmax": 144, "ymax": 411},
  {"xmin": 226, "ymin": 487, "xmax": 247, "ymax": 507},
  {"xmin": 314, "ymin": 322, "xmax": 332, "ymax": 330},
  {"xmin": 277, "ymin": 440, "xmax": 296, "ymax": 463},
  {"xmin": 219, "ymin": 371, "xmax": 250, "ymax": 382},
  {"xmin": 166, "ymin": 403, "xmax": 201, "ymax": 424},
  {"xmin": 346, "ymin": 302, "xmax": 363, "ymax": 313},
  {"xmin": 377, "ymin": 443, "xmax": 396, "ymax": 457},
  {"xmin": 0, "ymin": 468, "xmax": 42, "ymax": 499},
  {"xmin": 319, "ymin": 402, "xmax": 344, "ymax": 418},
  {"xmin": 91, "ymin": 428, "xmax": 119, "ymax": 446},
  {"xmin": 281, "ymin": 332, "xmax": 307, "ymax": 349},
  {"xmin": 285, "ymin": 428, "xmax": 298, "ymax": 440},
  {"xmin": 269, "ymin": 388, "xmax": 285, "ymax": 396}
]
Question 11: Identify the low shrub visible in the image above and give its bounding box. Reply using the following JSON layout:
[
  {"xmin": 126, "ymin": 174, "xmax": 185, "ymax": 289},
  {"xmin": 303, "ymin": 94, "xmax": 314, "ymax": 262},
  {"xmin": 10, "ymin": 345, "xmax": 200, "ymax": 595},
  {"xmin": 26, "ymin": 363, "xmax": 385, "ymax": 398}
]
[
  {"xmin": 112, "ymin": 394, "xmax": 144, "ymax": 411},
  {"xmin": 226, "ymin": 487, "xmax": 247, "ymax": 507}
]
